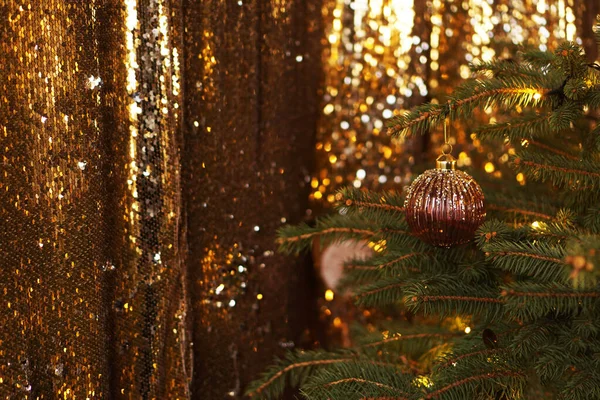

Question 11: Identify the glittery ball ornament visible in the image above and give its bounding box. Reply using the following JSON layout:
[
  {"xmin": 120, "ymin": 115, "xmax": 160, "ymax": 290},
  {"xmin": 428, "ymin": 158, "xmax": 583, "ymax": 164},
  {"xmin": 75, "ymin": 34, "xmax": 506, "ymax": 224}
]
[{"xmin": 404, "ymin": 153, "xmax": 485, "ymax": 247}]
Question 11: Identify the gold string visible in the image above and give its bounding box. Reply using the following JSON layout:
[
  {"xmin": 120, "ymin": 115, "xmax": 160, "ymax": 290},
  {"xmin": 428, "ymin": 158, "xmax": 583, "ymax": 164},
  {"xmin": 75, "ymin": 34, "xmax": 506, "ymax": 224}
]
[{"xmin": 444, "ymin": 119, "xmax": 448, "ymax": 144}]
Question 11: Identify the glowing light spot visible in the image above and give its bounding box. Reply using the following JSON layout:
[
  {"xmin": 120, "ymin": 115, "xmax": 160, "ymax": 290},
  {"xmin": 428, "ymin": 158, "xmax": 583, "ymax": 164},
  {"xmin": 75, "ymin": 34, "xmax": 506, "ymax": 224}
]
[
  {"xmin": 464, "ymin": 326, "xmax": 471, "ymax": 334},
  {"xmin": 88, "ymin": 75, "xmax": 102, "ymax": 89},
  {"xmin": 414, "ymin": 375, "xmax": 434, "ymax": 388},
  {"xmin": 256, "ymin": 293, "xmax": 263, "ymax": 300},
  {"xmin": 325, "ymin": 290, "xmax": 334, "ymax": 301},
  {"xmin": 215, "ymin": 284, "xmax": 225, "ymax": 295},
  {"xmin": 484, "ymin": 162, "xmax": 495, "ymax": 173}
]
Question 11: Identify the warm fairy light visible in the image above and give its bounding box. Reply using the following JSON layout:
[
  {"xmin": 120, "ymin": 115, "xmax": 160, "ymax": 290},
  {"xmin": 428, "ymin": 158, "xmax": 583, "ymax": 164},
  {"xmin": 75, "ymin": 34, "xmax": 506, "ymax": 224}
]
[
  {"xmin": 369, "ymin": 239, "xmax": 387, "ymax": 253},
  {"xmin": 464, "ymin": 326, "xmax": 471, "ymax": 334},
  {"xmin": 531, "ymin": 221, "xmax": 549, "ymax": 231},
  {"xmin": 516, "ymin": 172, "xmax": 526, "ymax": 185},
  {"xmin": 325, "ymin": 289, "xmax": 335, "ymax": 301},
  {"xmin": 414, "ymin": 375, "xmax": 434, "ymax": 388},
  {"xmin": 484, "ymin": 162, "xmax": 495, "ymax": 173},
  {"xmin": 256, "ymin": 293, "xmax": 263, "ymax": 300},
  {"xmin": 533, "ymin": 92, "xmax": 542, "ymax": 100},
  {"xmin": 333, "ymin": 317, "xmax": 342, "ymax": 327}
]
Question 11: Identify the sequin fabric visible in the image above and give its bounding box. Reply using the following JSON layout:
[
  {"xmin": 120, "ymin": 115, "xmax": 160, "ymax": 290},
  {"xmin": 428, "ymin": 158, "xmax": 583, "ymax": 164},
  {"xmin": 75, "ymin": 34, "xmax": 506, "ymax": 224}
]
[{"xmin": 1, "ymin": 1, "xmax": 189, "ymax": 398}]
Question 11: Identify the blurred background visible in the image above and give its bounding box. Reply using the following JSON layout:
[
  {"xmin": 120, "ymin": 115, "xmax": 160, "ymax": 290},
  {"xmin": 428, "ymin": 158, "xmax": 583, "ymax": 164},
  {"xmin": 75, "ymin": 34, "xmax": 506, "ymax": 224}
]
[{"xmin": 0, "ymin": 0, "xmax": 598, "ymax": 398}]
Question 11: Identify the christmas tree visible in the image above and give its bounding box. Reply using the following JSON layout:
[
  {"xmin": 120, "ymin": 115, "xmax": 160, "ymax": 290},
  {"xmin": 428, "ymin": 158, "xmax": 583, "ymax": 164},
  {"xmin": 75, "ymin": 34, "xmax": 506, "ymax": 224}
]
[{"xmin": 246, "ymin": 21, "xmax": 600, "ymax": 400}]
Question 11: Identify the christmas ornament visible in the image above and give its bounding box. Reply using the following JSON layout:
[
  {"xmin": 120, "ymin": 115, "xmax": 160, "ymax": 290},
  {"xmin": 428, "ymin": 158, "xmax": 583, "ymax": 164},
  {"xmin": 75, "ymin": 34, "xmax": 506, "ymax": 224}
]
[{"xmin": 404, "ymin": 125, "xmax": 485, "ymax": 247}]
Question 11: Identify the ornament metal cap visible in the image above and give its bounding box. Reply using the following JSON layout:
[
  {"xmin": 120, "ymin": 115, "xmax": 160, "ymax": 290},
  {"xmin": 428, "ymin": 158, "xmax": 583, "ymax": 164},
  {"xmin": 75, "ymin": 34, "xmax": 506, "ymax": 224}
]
[{"xmin": 436, "ymin": 153, "xmax": 456, "ymax": 170}]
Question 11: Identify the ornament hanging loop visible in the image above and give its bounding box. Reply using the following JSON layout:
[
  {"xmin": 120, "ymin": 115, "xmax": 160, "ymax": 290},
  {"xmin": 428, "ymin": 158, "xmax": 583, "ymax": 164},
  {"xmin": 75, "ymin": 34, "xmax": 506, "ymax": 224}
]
[
  {"xmin": 437, "ymin": 120, "xmax": 455, "ymax": 169},
  {"xmin": 441, "ymin": 120, "xmax": 453, "ymax": 155}
]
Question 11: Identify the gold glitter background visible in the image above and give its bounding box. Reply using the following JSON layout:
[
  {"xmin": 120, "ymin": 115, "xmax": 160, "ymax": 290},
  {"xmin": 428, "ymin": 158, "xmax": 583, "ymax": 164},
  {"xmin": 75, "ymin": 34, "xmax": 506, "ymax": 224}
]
[
  {"xmin": 1, "ymin": 1, "xmax": 189, "ymax": 398},
  {"xmin": 0, "ymin": 0, "xmax": 598, "ymax": 398}
]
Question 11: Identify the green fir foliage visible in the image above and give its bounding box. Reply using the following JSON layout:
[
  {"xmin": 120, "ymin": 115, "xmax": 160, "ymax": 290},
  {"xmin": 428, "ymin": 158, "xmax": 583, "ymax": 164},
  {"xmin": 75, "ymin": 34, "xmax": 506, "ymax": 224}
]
[{"xmin": 248, "ymin": 29, "xmax": 600, "ymax": 400}]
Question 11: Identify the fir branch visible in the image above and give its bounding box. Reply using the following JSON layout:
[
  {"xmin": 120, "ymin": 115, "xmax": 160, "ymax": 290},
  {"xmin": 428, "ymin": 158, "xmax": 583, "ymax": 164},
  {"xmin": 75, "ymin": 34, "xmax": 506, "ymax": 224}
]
[
  {"xmin": 380, "ymin": 228, "xmax": 412, "ymax": 235},
  {"xmin": 549, "ymin": 101, "xmax": 585, "ymax": 131},
  {"xmin": 404, "ymin": 275, "xmax": 504, "ymax": 319},
  {"xmin": 276, "ymin": 213, "xmax": 379, "ymax": 254},
  {"xmin": 450, "ymin": 87, "xmax": 548, "ymax": 111},
  {"xmin": 277, "ymin": 227, "xmax": 375, "ymax": 244},
  {"xmin": 476, "ymin": 113, "xmax": 551, "ymax": 142},
  {"xmin": 438, "ymin": 348, "xmax": 505, "ymax": 370},
  {"xmin": 245, "ymin": 352, "xmax": 353, "ymax": 398},
  {"xmin": 355, "ymin": 282, "xmax": 404, "ymax": 297},
  {"xmin": 513, "ymin": 152, "xmax": 600, "ymax": 189},
  {"xmin": 341, "ymin": 251, "xmax": 428, "ymax": 285},
  {"xmin": 517, "ymin": 159, "xmax": 600, "ymax": 178},
  {"xmin": 481, "ymin": 190, "xmax": 561, "ymax": 225},
  {"xmin": 322, "ymin": 378, "xmax": 407, "ymax": 395},
  {"xmin": 501, "ymin": 283, "xmax": 600, "ymax": 321},
  {"xmin": 519, "ymin": 48, "xmax": 557, "ymax": 67},
  {"xmin": 346, "ymin": 253, "xmax": 425, "ymax": 271},
  {"xmin": 353, "ymin": 279, "xmax": 407, "ymax": 307},
  {"xmin": 417, "ymin": 295, "xmax": 505, "ymax": 304},
  {"xmin": 362, "ymin": 333, "xmax": 460, "ymax": 348},
  {"xmin": 388, "ymin": 78, "xmax": 551, "ymax": 138},
  {"xmin": 302, "ymin": 361, "xmax": 416, "ymax": 400},
  {"xmin": 337, "ymin": 187, "xmax": 406, "ymax": 221},
  {"xmin": 502, "ymin": 289, "xmax": 600, "ymax": 298},
  {"xmin": 475, "ymin": 219, "xmax": 523, "ymax": 248},
  {"xmin": 386, "ymin": 103, "xmax": 445, "ymax": 137},
  {"xmin": 470, "ymin": 59, "xmax": 553, "ymax": 80},
  {"xmin": 527, "ymin": 139, "xmax": 580, "ymax": 160},
  {"xmin": 560, "ymin": 370, "xmax": 600, "ymax": 400},
  {"xmin": 361, "ymin": 397, "xmax": 408, "ymax": 400},
  {"xmin": 423, "ymin": 371, "xmax": 525, "ymax": 399},
  {"xmin": 348, "ymin": 200, "xmax": 405, "ymax": 213},
  {"xmin": 482, "ymin": 239, "xmax": 569, "ymax": 282},
  {"xmin": 486, "ymin": 204, "xmax": 555, "ymax": 221},
  {"xmin": 488, "ymin": 251, "xmax": 563, "ymax": 264},
  {"xmin": 582, "ymin": 207, "xmax": 600, "ymax": 233}
]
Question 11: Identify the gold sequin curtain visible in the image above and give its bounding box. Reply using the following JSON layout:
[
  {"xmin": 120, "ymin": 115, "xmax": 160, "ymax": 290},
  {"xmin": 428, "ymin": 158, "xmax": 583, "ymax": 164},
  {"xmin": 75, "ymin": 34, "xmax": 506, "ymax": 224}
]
[
  {"xmin": 1, "ymin": 0, "xmax": 322, "ymax": 398},
  {"xmin": 182, "ymin": 0, "xmax": 322, "ymax": 397},
  {"xmin": 1, "ymin": 0, "xmax": 191, "ymax": 398}
]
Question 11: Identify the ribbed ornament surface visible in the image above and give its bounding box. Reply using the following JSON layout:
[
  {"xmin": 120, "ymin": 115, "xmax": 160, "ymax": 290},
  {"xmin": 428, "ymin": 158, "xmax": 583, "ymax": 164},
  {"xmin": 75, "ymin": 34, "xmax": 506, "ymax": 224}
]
[{"xmin": 404, "ymin": 169, "xmax": 485, "ymax": 247}]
